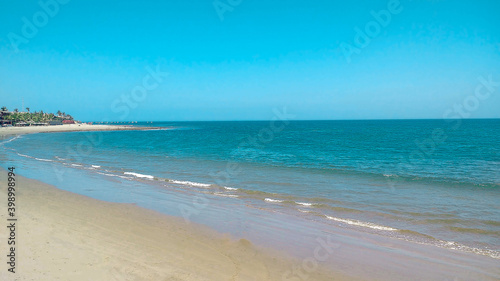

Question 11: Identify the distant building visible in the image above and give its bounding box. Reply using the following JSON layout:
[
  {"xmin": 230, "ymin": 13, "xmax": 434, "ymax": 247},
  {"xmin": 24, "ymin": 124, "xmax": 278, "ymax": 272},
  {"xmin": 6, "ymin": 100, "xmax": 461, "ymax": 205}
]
[
  {"xmin": 49, "ymin": 120, "xmax": 63, "ymax": 125},
  {"xmin": 1, "ymin": 120, "xmax": 12, "ymax": 127},
  {"xmin": 62, "ymin": 120, "xmax": 75, "ymax": 124},
  {"xmin": 0, "ymin": 110, "xmax": 12, "ymax": 127},
  {"xmin": 0, "ymin": 110, "xmax": 11, "ymax": 118},
  {"xmin": 14, "ymin": 122, "xmax": 29, "ymax": 127}
]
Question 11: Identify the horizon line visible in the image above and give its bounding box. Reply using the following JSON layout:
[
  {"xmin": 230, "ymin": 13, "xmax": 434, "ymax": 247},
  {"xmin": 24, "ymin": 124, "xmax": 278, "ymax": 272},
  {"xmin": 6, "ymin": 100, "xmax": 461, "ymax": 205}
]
[{"xmin": 83, "ymin": 117, "xmax": 500, "ymax": 123}]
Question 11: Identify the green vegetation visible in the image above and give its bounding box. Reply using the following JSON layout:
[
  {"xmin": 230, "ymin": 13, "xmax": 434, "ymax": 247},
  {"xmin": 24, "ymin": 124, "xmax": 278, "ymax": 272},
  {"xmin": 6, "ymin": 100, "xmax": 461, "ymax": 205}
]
[{"xmin": 0, "ymin": 106, "xmax": 74, "ymax": 125}]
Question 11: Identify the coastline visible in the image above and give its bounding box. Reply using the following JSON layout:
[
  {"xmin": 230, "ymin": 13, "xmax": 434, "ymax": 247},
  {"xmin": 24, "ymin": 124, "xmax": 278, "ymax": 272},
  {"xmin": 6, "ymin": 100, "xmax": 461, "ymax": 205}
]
[
  {"xmin": 0, "ymin": 124, "xmax": 165, "ymax": 137},
  {"xmin": 0, "ymin": 169, "xmax": 350, "ymax": 280},
  {"xmin": 1, "ymin": 124, "xmax": 499, "ymax": 280}
]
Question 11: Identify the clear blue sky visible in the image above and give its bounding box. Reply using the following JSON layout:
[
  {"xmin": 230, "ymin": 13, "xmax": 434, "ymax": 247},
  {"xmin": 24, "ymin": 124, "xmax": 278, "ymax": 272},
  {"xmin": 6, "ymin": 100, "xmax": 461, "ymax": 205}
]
[{"xmin": 1, "ymin": 0, "xmax": 499, "ymax": 121}]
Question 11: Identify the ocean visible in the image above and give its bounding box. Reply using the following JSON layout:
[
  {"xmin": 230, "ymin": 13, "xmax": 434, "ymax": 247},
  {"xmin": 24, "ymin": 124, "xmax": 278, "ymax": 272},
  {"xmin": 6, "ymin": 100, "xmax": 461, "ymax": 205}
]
[{"xmin": 1, "ymin": 119, "xmax": 499, "ymax": 261}]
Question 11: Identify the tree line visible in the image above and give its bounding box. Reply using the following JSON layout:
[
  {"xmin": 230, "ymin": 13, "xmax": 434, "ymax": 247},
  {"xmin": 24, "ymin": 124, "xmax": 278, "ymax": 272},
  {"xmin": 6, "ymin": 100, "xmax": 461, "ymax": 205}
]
[{"xmin": 0, "ymin": 106, "xmax": 73, "ymax": 123}]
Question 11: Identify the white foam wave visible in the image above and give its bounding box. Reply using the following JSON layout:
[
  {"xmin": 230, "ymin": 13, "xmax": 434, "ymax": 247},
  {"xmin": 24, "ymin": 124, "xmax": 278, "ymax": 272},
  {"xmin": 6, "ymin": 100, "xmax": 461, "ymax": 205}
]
[
  {"xmin": 35, "ymin": 158, "xmax": 53, "ymax": 162},
  {"xmin": 223, "ymin": 186, "xmax": 238, "ymax": 190},
  {"xmin": 435, "ymin": 240, "xmax": 500, "ymax": 259},
  {"xmin": 92, "ymin": 165, "xmax": 101, "ymax": 168},
  {"xmin": 296, "ymin": 202, "xmax": 314, "ymax": 207},
  {"xmin": 96, "ymin": 172, "xmax": 132, "ymax": 179},
  {"xmin": 124, "ymin": 172, "xmax": 154, "ymax": 179},
  {"xmin": 97, "ymin": 172, "xmax": 117, "ymax": 177},
  {"xmin": 55, "ymin": 156, "xmax": 67, "ymax": 160},
  {"xmin": 170, "ymin": 180, "xmax": 211, "ymax": 188},
  {"xmin": 325, "ymin": 216, "xmax": 397, "ymax": 231},
  {"xmin": 213, "ymin": 193, "xmax": 238, "ymax": 198},
  {"xmin": 264, "ymin": 198, "xmax": 283, "ymax": 203},
  {"xmin": 71, "ymin": 164, "xmax": 82, "ymax": 167},
  {"xmin": 1, "ymin": 135, "xmax": 21, "ymax": 145},
  {"xmin": 17, "ymin": 153, "xmax": 33, "ymax": 158}
]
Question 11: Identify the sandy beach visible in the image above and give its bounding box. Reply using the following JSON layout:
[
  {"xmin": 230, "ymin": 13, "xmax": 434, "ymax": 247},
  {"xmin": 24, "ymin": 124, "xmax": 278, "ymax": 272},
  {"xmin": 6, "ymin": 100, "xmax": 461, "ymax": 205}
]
[
  {"xmin": 0, "ymin": 169, "xmax": 353, "ymax": 281},
  {"xmin": 1, "ymin": 124, "xmax": 499, "ymax": 281},
  {"xmin": 0, "ymin": 124, "xmax": 163, "ymax": 137}
]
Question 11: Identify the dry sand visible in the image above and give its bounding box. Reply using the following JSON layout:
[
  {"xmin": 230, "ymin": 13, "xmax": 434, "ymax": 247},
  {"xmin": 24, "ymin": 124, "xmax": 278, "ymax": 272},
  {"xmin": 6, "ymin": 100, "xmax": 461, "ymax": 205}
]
[
  {"xmin": 0, "ymin": 170, "xmax": 356, "ymax": 281},
  {"xmin": 0, "ymin": 124, "xmax": 162, "ymax": 137}
]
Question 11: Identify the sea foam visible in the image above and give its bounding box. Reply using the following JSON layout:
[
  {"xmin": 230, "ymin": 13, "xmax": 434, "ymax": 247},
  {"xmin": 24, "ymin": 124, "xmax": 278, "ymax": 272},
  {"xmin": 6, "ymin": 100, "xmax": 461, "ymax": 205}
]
[
  {"xmin": 296, "ymin": 202, "xmax": 314, "ymax": 207},
  {"xmin": 124, "ymin": 172, "xmax": 154, "ymax": 179},
  {"xmin": 325, "ymin": 216, "xmax": 397, "ymax": 231},
  {"xmin": 170, "ymin": 180, "xmax": 211, "ymax": 188},
  {"xmin": 264, "ymin": 198, "xmax": 283, "ymax": 203},
  {"xmin": 213, "ymin": 193, "xmax": 239, "ymax": 198},
  {"xmin": 35, "ymin": 158, "xmax": 53, "ymax": 162}
]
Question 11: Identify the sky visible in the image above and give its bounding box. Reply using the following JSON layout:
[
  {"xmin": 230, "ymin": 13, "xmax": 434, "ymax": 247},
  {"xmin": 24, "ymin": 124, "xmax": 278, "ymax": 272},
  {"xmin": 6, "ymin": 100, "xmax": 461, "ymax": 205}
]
[{"xmin": 0, "ymin": 0, "xmax": 499, "ymax": 121}]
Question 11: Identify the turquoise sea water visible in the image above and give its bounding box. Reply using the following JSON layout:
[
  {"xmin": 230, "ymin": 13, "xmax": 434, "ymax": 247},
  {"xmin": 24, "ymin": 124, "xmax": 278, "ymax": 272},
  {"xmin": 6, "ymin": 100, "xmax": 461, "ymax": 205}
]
[{"xmin": 1, "ymin": 119, "xmax": 499, "ymax": 260}]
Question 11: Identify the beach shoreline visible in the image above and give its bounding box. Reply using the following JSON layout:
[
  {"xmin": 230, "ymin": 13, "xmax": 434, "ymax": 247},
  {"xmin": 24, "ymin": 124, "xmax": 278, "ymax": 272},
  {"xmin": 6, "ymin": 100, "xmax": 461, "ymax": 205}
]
[
  {"xmin": 0, "ymin": 123, "xmax": 166, "ymax": 137},
  {"xmin": 0, "ymin": 169, "xmax": 349, "ymax": 281},
  {"xmin": 1, "ymin": 123, "xmax": 499, "ymax": 280},
  {"xmin": 1, "ymin": 166, "xmax": 499, "ymax": 281}
]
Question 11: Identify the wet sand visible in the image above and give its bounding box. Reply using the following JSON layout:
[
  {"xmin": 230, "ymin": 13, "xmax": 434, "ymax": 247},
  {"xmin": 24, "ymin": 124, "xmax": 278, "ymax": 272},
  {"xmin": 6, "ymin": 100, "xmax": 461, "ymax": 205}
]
[{"xmin": 0, "ymin": 170, "xmax": 352, "ymax": 280}]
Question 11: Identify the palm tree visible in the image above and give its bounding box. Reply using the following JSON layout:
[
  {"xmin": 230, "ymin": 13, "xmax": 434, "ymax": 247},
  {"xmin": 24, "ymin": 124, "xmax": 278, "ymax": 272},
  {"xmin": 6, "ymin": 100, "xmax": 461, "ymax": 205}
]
[
  {"xmin": 1, "ymin": 106, "xmax": 7, "ymax": 111},
  {"xmin": 57, "ymin": 110, "xmax": 61, "ymax": 116},
  {"xmin": 26, "ymin": 107, "xmax": 30, "ymax": 113},
  {"xmin": 13, "ymin": 108, "xmax": 18, "ymax": 113}
]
